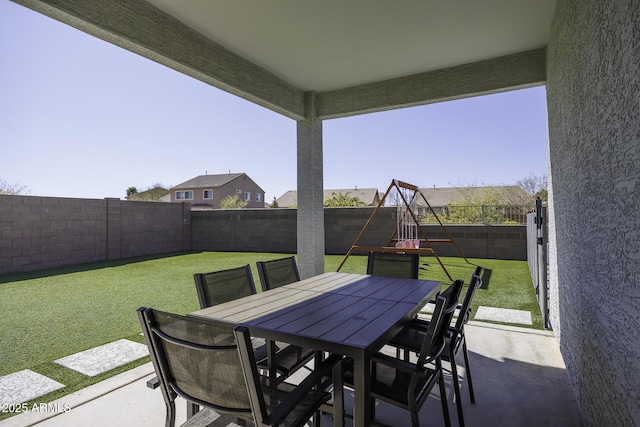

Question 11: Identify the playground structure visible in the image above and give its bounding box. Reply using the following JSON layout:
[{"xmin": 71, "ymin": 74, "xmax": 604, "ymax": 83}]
[{"xmin": 337, "ymin": 179, "xmax": 468, "ymax": 281}]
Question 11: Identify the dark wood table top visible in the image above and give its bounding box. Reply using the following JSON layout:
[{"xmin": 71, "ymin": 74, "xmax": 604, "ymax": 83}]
[
  {"xmin": 190, "ymin": 271, "xmax": 440, "ymax": 356},
  {"xmin": 189, "ymin": 272, "xmax": 440, "ymax": 427}
]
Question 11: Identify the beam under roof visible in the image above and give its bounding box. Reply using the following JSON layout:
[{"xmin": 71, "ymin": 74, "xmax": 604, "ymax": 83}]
[{"xmin": 316, "ymin": 48, "xmax": 547, "ymax": 119}]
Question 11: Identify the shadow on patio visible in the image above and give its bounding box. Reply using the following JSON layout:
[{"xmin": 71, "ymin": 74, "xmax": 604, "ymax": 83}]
[{"xmin": 0, "ymin": 322, "xmax": 582, "ymax": 427}]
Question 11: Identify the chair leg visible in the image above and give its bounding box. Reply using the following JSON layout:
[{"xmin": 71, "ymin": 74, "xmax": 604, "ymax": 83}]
[
  {"xmin": 371, "ymin": 396, "xmax": 376, "ymax": 421},
  {"xmin": 437, "ymin": 361, "xmax": 452, "ymax": 427},
  {"xmin": 409, "ymin": 399, "xmax": 420, "ymax": 427},
  {"xmin": 187, "ymin": 402, "xmax": 199, "ymax": 418},
  {"xmin": 165, "ymin": 401, "xmax": 176, "ymax": 427},
  {"xmin": 449, "ymin": 351, "xmax": 465, "ymax": 427},
  {"xmin": 462, "ymin": 339, "xmax": 476, "ymax": 404}
]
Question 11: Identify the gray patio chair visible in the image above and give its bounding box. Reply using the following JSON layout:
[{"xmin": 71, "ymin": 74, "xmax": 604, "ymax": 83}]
[
  {"xmin": 193, "ymin": 264, "xmax": 257, "ymax": 308},
  {"xmin": 146, "ymin": 266, "xmax": 261, "ymax": 391},
  {"xmin": 194, "ymin": 263, "xmax": 310, "ymax": 380},
  {"xmin": 388, "ymin": 267, "xmax": 482, "ymax": 427},
  {"xmin": 256, "ymin": 256, "xmax": 301, "ymax": 290},
  {"xmin": 366, "ymin": 251, "xmax": 420, "ymax": 279},
  {"xmin": 342, "ymin": 292, "xmax": 457, "ymax": 427},
  {"xmin": 193, "ymin": 264, "xmax": 272, "ymax": 368},
  {"xmin": 138, "ymin": 307, "xmax": 343, "ymax": 427},
  {"xmin": 256, "ymin": 256, "xmax": 315, "ymax": 378}
]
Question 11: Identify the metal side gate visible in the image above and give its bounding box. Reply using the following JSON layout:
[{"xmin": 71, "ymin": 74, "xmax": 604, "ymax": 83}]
[{"xmin": 527, "ymin": 197, "xmax": 550, "ymax": 328}]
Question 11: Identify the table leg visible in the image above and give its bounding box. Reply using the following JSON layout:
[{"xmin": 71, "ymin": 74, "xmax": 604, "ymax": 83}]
[
  {"xmin": 333, "ymin": 358, "xmax": 344, "ymax": 427},
  {"xmin": 352, "ymin": 352, "xmax": 371, "ymax": 427},
  {"xmin": 267, "ymin": 340, "xmax": 277, "ymax": 378}
]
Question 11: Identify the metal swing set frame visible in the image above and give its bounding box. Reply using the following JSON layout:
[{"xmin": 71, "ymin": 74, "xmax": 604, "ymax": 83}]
[{"xmin": 337, "ymin": 179, "xmax": 468, "ymax": 281}]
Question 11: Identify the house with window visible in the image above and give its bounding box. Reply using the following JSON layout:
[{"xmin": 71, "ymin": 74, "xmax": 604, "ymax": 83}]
[{"xmin": 169, "ymin": 173, "xmax": 265, "ymax": 209}]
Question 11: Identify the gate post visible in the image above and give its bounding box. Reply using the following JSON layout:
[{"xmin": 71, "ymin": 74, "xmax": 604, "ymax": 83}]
[{"xmin": 535, "ymin": 197, "xmax": 549, "ymax": 328}]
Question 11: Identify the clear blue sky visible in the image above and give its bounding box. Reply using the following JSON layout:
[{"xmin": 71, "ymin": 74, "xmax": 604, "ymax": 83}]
[{"xmin": 0, "ymin": 1, "xmax": 549, "ymax": 202}]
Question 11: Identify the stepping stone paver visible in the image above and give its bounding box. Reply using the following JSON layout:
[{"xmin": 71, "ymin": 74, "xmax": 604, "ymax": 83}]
[
  {"xmin": 474, "ymin": 306, "xmax": 532, "ymax": 325},
  {"xmin": 54, "ymin": 339, "xmax": 149, "ymax": 376},
  {"xmin": 0, "ymin": 369, "xmax": 65, "ymax": 407}
]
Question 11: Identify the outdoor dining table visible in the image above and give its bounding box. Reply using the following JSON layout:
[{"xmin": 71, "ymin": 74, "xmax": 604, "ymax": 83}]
[{"xmin": 189, "ymin": 271, "xmax": 441, "ymax": 427}]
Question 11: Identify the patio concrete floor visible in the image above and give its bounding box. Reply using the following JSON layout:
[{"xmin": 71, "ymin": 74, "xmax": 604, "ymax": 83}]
[{"xmin": 0, "ymin": 321, "xmax": 582, "ymax": 427}]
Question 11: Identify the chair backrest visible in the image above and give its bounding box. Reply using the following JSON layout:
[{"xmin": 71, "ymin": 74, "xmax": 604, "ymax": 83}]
[
  {"xmin": 194, "ymin": 264, "xmax": 257, "ymax": 309},
  {"xmin": 256, "ymin": 256, "xmax": 300, "ymax": 290},
  {"xmin": 415, "ymin": 295, "xmax": 449, "ymax": 366},
  {"xmin": 417, "ymin": 279, "xmax": 463, "ymax": 366},
  {"xmin": 234, "ymin": 325, "xmax": 279, "ymax": 425},
  {"xmin": 137, "ymin": 307, "xmax": 254, "ymax": 420},
  {"xmin": 454, "ymin": 267, "xmax": 483, "ymax": 330},
  {"xmin": 366, "ymin": 251, "xmax": 420, "ymax": 279}
]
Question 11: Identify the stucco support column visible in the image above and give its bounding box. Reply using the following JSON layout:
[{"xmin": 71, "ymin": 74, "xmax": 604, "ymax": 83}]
[{"xmin": 296, "ymin": 92, "xmax": 325, "ymax": 278}]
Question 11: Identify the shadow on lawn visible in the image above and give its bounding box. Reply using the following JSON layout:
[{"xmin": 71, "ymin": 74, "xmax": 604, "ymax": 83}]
[
  {"xmin": 420, "ymin": 258, "xmax": 480, "ymax": 276},
  {"xmin": 0, "ymin": 251, "xmax": 203, "ymax": 284},
  {"xmin": 418, "ymin": 258, "xmax": 493, "ymax": 290},
  {"xmin": 480, "ymin": 268, "xmax": 492, "ymax": 289}
]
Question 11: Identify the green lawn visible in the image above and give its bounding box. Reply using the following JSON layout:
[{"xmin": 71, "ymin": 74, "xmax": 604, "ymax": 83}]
[{"xmin": 0, "ymin": 251, "xmax": 540, "ymax": 419}]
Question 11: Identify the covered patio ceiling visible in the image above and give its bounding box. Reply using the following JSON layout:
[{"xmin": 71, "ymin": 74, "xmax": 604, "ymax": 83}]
[{"xmin": 14, "ymin": 0, "xmax": 556, "ymax": 119}]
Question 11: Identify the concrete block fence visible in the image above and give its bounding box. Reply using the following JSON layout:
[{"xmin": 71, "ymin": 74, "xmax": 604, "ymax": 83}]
[
  {"xmin": 0, "ymin": 195, "xmax": 190, "ymax": 275},
  {"xmin": 1, "ymin": 195, "xmax": 526, "ymax": 275},
  {"xmin": 192, "ymin": 207, "xmax": 526, "ymax": 260}
]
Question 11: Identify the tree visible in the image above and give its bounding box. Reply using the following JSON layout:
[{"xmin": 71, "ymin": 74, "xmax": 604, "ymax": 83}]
[
  {"xmin": 269, "ymin": 196, "xmax": 279, "ymax": 208},
  {"xmin": 0, "ymin": 179, "xmax": 30, "ymax": 195},
  {"xmin": 444, "ymin": 187, "xmax": 506, "ymax": 224},
  {"xmin": 324, "ymin": 192, "xmax": 367, "ymax": 207},
  {"xmin": 534, "ymin": 188, "xmax": 548, "ymax": 201},
  {"xmin": 126, "ymin": 186, "xmax": 138, "ymax": 197},
  {"xmin": 220, "ymin": 194, "xmax": 248, "ymax": 209},
  {"xmin": 517, "ymin": 173, "xmax": 548, "ymax": 201}
]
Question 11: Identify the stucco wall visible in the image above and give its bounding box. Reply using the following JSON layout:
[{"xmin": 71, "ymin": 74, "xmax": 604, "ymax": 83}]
[{"xmin": 547, "ymin": 0, "xmax": 640, "ymax": 424}]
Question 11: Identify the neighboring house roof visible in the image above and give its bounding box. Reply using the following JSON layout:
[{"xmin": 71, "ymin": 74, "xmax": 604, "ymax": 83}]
[
  {"xmin": 275, "ymin": 191, "xmax": 297, "ymax": 207},
  {"xmin": 276, "ymin": 185, "xmax": 532, "ymax": 208},
  {"xmin": 126, "ymin": 187, "xmax": 170, "ymax": 201},
  {"xmin": 172, "ymin": 173, "xmax": 264, "ymax": 191},
  {"xmin": 276, "ymin": 188, "xmax": 380, "ymax": 207},
  {"xmin": 417, "ymin": 186, "xmax": 533, "ymax": 207}
]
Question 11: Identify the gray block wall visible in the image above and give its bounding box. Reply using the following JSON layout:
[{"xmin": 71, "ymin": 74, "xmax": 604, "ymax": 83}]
[
  {"xmin": 0, "ymin": 195, "xmax": 191, "ymax": 275},
  {"xmin": 1, "ymin": 197, "xmax": 526, "ymax": 276},
  {"xmin": 118, "ymin": 199, "xmax": 190, "ymax": 258},
  {"xmin": 547, "ymin": 0, "xmax": 640, "ymax": 424},
  {"xmin": 191, "ymin": 209, "xmax": 298, "ymax": 253},
  {"xmin": 191, "ymin": 206, "xmax": 526, "ymax": 260},
  {"xmin": 420, "ymin": 224, "xmax": 527, "ymax": 260},
  {"xmin": 0, "ymin": 195, "xmax": 107, "ymax": 273}
]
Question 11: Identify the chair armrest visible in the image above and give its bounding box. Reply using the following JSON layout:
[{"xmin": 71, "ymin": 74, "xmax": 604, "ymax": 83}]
[
  {"xmin": 146, "ymin": 376, "xmax": 160, "ymax": 389},
  {"xmin": 181, "ymin": 407, "xmax": 239, "ymax": 427},
  {"xmin": 405, "ymin": 317, "xmax": 430, "ymax": 331},
  {"xmin": 372, "ymin": 352, "xmax": 420, "ymax": 375}
]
